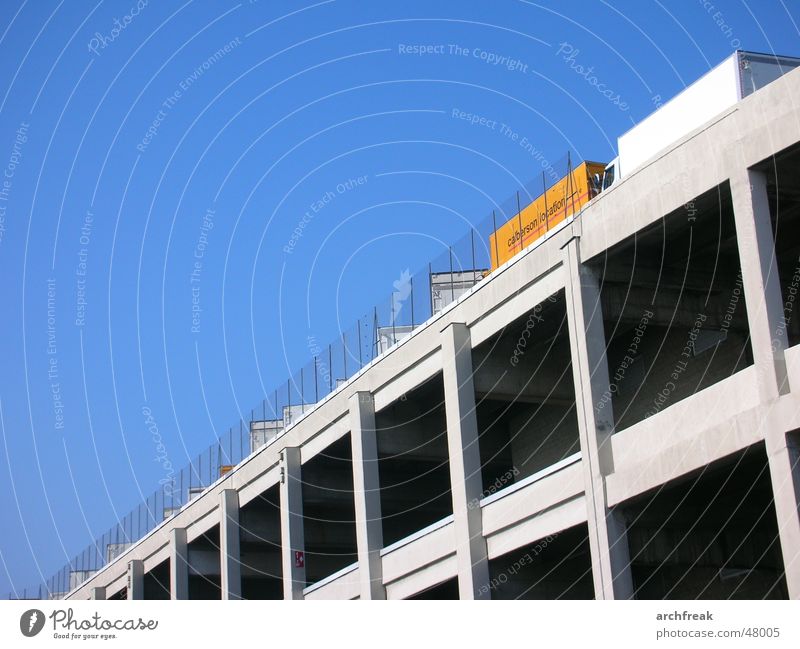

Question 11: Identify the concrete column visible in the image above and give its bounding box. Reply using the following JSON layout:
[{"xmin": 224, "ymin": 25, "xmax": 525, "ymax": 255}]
[
  {"xmin": 169, "ymin": 528, "xmax": 188, "ymax": 600},
  {"xmin": 279, "ymin": 447, "xmax": 305, "ymax": 600},
  {"xmin": 731, "ymin": 168, "xmax": 800, "ymax": 598},
  {"xmin": 766, "ymin": 431, "xmax": 800, "ymax": 599},
  {"xmin": 730, "ymin": 167, "xmax": 790, "ymax": 399},
  {"xmin": 89, "ymin": 586, "xmax": 105, "ymax": 600},
  {"xmin": 441, "ymin": 322, "xmax": 490, "ymax": 599},
  {"xmin": 220, "ymin": 489, "xmax": 241, "ymax": 600},
  {"xmin": 126, "ymin": 559, "xmax": 143, "ymax": 601},
  {"xmin": 562, "ymin": 237, "xmax": 634, "ymax": 600},
  {"xmin": 349, "ymin": 392, "xmax": 386, "ymax": 600}
]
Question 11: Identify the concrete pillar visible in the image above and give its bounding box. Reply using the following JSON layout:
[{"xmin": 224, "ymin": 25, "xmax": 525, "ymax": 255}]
[
  {"xmin": 279, "ymin": 447, "xmax": 305, "ymax": 600},
  {"xmin": 89, "ymin": 586, "xmax": 105, "ymax": 600},
  {"xmin": 766, "ymin": 432, "xmax": 800, "ymax": 599},
  {"xmin": 169, "ymin": 528, "xmax": 188, "ymax": 600},
  {"xmin": 441, "ymin": 322, "xmax": 490, "ymax": 599},
  {"xmin": 220, "ymin": 489, "xmax": 241, "ymax": 600},
  {"xmin": 126, "ymin": 559, "xmax": 143, "ymax": 600},
  {"xmin": 731, "ymin": 168, "xmax": 800, "ymax": 598},
  {"xmin": 349, "ymin": 392, "xmax": 386, "ymax": 600},
  {"xmin": 562, "ymin": 237, "xmax": 634, "ymax": 600},
  {"xmin": 730, "ymin": 168, "xmax": 790, "ymax": 399}
]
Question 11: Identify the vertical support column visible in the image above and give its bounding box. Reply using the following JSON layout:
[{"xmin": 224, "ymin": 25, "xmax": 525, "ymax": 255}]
[
  {"xmin": 126, "ymin": 559, "xmax": 143, "ymax": 601},
  {"xmin": 169, "ymin": 528, "xmax": 188, "ymax": 600},
  {"xmin": 280, "ymin": 447, "xmax": 306, "ymax": 600},
  {"xmin": 731, "ymin": 168, "xmax": 800, "ymax": 598},
  {"xmin": 349, "ymin": 392, "xmax": 385, "ymax": 600},
  {"xmin": 441, "ymin": 322, "xmax": 490, "ymax": 599},
  {"xmin": 730, "ymin": 168, "xmax": 790, "ymax": 399},
  {"xmin": 767, "ymin": 431, "xmax": 800, "ymax": 599},
  {"xmin": 220, "ymin": 489, "xmax": 242, "ymax": 600},
  {"xmin": 562, "ymin": 237, "xmax": 634, "ymax": 600},
  {"xmin": 89, "ymin": 586, "xmax": 106, "ymax": 600}
]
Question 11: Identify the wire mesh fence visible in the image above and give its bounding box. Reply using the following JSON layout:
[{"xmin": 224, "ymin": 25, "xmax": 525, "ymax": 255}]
[{"xmin": 24, "ymin": 150, "xmax": 601, "ymax": 600}]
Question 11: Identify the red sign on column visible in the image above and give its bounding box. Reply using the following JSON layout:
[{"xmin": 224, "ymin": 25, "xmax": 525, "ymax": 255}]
[{"xmin": 294, "ymin": 551, "xmax": 304, "ymax": 568}]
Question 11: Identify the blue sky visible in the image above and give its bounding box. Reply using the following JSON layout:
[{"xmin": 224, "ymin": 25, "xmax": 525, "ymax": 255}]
[{"xmin": 0, "ymin": 0, "xmax": 798, "ymax": 597}]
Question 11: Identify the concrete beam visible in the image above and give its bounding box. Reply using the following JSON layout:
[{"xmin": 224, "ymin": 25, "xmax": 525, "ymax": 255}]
[
  {"xmin": 239, "ymin": 508, "xmax": 281, "ymax": 546},
  {"xmin": 472, "ymin": 337, "xmax": 575, "ymax": 405},
  {"xmin": 220, "ymin": 489, "xmax": 242, "ymax": 600},
  {"xmin": 126, "ymin": 560, "xmax": 143, "ymax": 601},
  {"xmin": 600, "ymin": 284, "xmax": 749, "ymax": 332},
  {"xmin": 169, "ymin": 528, "xmax": 188, "ymax": 600},
  {"xmin": 280, "ymin": 447, "xmax": 305, "ymax": 599},
  {"xmin": 349, "ymin": 392, "xmax": 386, "ymax": 599},
  {"xmin": 563, "ymin": 238, "xmax": 634, "ymax": 600},
  {"xmin": 441, "ymin": 322, "xmax": 490, "ymax": 599}
]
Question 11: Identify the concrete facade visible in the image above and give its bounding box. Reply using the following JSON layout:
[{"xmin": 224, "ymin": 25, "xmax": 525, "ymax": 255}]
[{"xmin": 65, "ymin": 66, "xmax": 800, "ymax": 600}]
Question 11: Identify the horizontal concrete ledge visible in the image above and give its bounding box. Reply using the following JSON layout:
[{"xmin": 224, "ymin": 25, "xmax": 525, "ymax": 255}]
[
  {"xmin": 303, "ymin": 562, "xmax": 359, "ymax": 597},
  {"xmin": 481, "ymin": 460, "xmax": 584, "ymax": 540},
  {"xmin": 380, "ymin": 515, "xmax": 455, "ymax": 557},
  {"xmin": 385, "ymin": 554, "xmax": 458, "ymax": 600},
  {"xmin": 606, "ymin": 400, "xmax": 770, "ymax": 506},
  {"xmin": 610, "ymin": 366, "xmax": 759, "ymax": 469},
  {"xmin": 382, "ymin": 519, "xmax": 456, "ymax": 586},
  {"xmin": 480, "ymin": 452, "xmax": 582, "ymax": 508},
  {"xmin": 486, "ymin": 496, "xmax": 587, "ymax": 560}
]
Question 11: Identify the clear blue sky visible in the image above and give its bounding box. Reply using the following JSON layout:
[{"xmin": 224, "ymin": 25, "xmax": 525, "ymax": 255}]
[{"xmin": 0, "ymin": 0, "xmax": 797, "ymax": 597}]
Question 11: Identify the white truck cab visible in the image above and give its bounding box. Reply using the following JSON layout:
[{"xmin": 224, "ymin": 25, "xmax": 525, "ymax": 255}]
[
  {"xmin": 591, "ymin": 157, "xmax": 619, "ymax": 194},
  {"xmin": 601, "ymin": 157, "xmax": 618, "ymax": 191}
]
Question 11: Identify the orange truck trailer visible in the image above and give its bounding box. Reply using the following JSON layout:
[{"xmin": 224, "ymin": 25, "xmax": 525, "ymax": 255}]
[{"xmin": 489, "ymin": 160, "xmax": 605, "ymax": 271}]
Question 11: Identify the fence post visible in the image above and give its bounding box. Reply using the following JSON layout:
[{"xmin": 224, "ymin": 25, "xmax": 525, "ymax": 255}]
[
  {"xmin": 449, "ymin": 247, "xmax": 455, "ymax": 304},
  {"xmin": 492, "ymin": 211, "xmax": 499, "ymax": 269}
]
